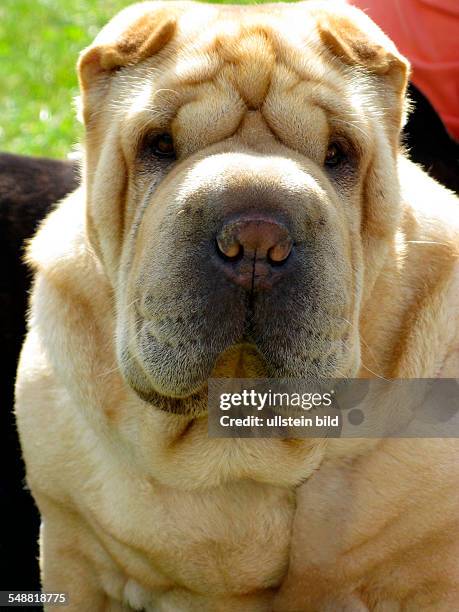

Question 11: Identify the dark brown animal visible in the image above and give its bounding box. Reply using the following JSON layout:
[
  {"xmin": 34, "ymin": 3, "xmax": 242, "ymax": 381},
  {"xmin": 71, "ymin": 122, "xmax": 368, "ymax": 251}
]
[{"xmin": 0, "ymin": 152, "xmax": 78, "ymax": 591}]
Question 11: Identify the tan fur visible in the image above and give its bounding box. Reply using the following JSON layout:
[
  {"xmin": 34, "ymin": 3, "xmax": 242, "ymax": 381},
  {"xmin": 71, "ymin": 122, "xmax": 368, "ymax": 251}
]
[{"xmin": 15, "ymin": 1, "xmax": 459, "ymax": 610}]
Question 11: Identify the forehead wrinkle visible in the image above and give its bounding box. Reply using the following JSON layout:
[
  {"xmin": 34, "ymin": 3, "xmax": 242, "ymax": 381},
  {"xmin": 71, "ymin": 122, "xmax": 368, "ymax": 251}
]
[
  {"xmin": 271, "ymin": 58, "xmax": 372, "ymax": 148},
  {"xmin": 171, "ymin": 34, "xmax": 349, "ymax": 117},
  {"xmin": 211, "ymin": 27, "xmax": 276, "ymax": 111},
  {"xmin": 263, "ymin": 88, "xmax": 372, "ymax": 158},
  {"xmin": 121, "ymin": 8, "xmax": 360, "ymax": 124},
  {"xmin": 123, "ymin": 68, "xmax": 363, "ymax": 161},
  {"xmin": 171, "ymin": 80, "xmax": 245, "ymax": 157},
  {"xmin": 309, "ymin": 86, "xmax": 373, "ymax": 149},
  {"xmin": 118, "ymin": 8, "xmax": 372, "ymax": 158},
  {"xmin": 262, "ymin": 99, "xmax": 330, "ymax": 162},
  {"xmin": 166, "ymin": 53, "xmax": 340, "ymax": 118}
]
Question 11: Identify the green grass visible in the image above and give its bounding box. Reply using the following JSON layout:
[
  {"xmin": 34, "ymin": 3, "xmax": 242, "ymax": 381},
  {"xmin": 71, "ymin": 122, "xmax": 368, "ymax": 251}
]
[
  {"xmin": 1, "ymin": 0, "xmax": 131, "ymax": 158},
  {"xmin": 0, "ymin": 0, "xmax": 275, "ymax": 159}
]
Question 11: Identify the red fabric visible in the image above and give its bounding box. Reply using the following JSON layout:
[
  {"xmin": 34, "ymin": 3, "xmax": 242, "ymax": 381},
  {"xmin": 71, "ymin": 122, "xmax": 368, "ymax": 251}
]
[{"xmin": 348, "ymin": 0, "xmax": 459, "ymax": 140}]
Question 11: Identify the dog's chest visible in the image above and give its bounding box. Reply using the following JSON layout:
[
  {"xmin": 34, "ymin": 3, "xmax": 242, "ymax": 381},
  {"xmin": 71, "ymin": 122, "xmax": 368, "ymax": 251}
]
[{"xmin": 88, "ymin": 470, "xmax": 295, "ymax": 609}]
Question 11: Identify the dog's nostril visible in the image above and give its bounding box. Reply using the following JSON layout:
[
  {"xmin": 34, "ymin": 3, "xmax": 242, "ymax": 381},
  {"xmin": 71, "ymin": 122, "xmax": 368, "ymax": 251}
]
[
  {"xmin": 267, "ymin": 240, "xmax": 292, "ymax": 265},
  {"xmin": 216, "ymin": 237, "xmax": 244, "ymax": 261}
]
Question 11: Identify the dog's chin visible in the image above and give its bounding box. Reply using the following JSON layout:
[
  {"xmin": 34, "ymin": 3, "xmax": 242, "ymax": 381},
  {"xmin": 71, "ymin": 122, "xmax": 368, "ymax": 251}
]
[
  {"xmin": 122, "ymin": 341, "xmax": 357, "ymax": 415},
  {"xmin": 123, "ymin": 344, "xmax": 268, "ymax": 415},
  {"xmin": 130, "ymin": 382, "xmax": 209, "ymax": 415}
]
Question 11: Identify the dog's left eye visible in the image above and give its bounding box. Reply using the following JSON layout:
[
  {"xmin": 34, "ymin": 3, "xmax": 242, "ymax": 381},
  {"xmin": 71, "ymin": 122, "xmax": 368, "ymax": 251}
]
[
  {"xmin": 148, "ymin": 133, "xmax": 176, "ymax": 159},
  {"xmin": 324, "ymin": 143, "xmax": 345, "ymax": 168}
]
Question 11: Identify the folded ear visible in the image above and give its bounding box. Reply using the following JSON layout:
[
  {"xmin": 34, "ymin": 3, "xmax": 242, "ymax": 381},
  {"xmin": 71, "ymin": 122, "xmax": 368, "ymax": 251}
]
[
  {"xmin": 317, "ymin": 3, "xmax": 410, "ymax": 133},
  {"xmin": 77, "ymin": 3, "xmax": 176, "ymax": 124}
]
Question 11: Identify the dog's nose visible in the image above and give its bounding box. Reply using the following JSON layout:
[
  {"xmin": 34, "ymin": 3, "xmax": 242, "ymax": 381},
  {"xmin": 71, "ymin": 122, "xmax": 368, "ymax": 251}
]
[{"xmin": 215, "ymin": 215, "xmax": 293, "ymax": 290}]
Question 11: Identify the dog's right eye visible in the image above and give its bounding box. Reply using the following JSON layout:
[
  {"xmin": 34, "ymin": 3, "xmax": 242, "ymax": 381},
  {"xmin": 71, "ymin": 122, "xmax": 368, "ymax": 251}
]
[
  {"xmin": 147, "ymin": 133, "xmax": 176, "ymax": 160},
  {"xmin": 324, "ymin": 142, "xmax": 346, "ymax": 169}
]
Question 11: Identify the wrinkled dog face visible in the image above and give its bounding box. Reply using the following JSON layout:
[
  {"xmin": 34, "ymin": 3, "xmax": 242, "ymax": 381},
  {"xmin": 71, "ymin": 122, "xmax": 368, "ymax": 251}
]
[{"xmin": 78, "ymin": 1, "xmax": 408, "ymax": 411}]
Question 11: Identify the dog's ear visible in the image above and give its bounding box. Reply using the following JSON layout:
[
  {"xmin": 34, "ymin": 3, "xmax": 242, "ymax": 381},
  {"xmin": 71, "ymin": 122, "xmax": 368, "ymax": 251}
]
[
  {"xmin": 317, "ymin": 3, "xmax": 409, "ymax": 132},
  {"xmin": 77, "ymin": 3, "xmax": 176, "ymax": 124}
]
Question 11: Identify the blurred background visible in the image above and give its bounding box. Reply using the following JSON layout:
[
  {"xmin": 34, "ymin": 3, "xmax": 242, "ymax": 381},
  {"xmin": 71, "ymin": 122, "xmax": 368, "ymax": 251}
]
[{"xmin": 1, "ymin": 0, "xmax": 143, "ymax": 158}]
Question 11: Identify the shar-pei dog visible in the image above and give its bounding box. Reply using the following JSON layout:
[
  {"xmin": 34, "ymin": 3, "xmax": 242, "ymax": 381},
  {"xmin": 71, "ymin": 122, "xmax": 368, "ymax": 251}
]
[{"xmin": 15, "ymin": 1, "xmax": 459, "ymax": 610}]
